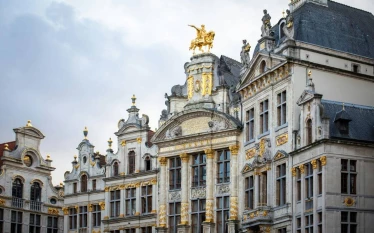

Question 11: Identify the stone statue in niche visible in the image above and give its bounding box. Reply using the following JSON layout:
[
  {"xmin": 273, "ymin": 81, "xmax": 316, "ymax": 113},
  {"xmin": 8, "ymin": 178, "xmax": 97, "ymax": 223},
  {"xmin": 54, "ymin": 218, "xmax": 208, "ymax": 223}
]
[
  {"xmin": 282, "ymin": 9, "xmax": 295, "ymax": 39},
  {"xmin": 240, "ymin": 39, "xmax": 251, "ymax": 67},
  {"xmin": 165, "ymin": 125, "xmax": 182, "ymax": 139},
  {"xmin": 261, "ymin": 9, "xmax": 272, "ymax": 37}
]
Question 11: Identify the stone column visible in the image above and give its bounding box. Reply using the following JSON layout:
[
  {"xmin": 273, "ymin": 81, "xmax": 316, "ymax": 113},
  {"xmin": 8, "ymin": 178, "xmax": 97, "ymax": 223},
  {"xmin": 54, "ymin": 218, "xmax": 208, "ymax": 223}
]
[
  {"xmin": 299, "ymin": 164, "xmax": 305, "ymax": 229},
  {"xmin": 158, "ymin": 157, "xmax": 168, "ymax": 231},
  {"xmin": 227, "ymin": 144, "xmax": 239, "ymax": 233},
  {"xmin": 62, "ymin": 208, "xmax": 69, "ymax": 233},
  {"xmin": 202, "ymin": 149, "xmax": 215, "ymax": 233},
  {"xmin": 76, "ymin": 205, "xmax": 80, "ymax": 229},
  {"xmin": 88, "ymin": 204, "xmax": 93, "ymax": 232},
  {"xmin": 180, "ymin": 153, "xmax": 190, "ymax": 226},
  {"xmin": 135, "ymin": 184, "xmax": 141, "ymax": 216},
  {"xmin": 120, "ymin": 188, "xmax": 125, "ymax": 217},
  {"xmin": 103, "ymin": 188, "xmax": 110, "ymax": 220}
]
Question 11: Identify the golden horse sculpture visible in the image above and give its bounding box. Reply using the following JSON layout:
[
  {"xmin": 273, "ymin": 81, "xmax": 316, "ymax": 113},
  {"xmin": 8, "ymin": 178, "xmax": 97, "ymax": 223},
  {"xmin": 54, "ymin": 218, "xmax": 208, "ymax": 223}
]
[{"xmin": 188, "ymin": 24, "xmax": 215, "ymax": 54}]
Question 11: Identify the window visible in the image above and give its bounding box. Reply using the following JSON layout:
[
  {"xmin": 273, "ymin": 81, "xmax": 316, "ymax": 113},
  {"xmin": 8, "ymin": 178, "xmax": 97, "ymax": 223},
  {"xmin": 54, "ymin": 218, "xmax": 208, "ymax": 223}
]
[
  {"xmin": 296, "ymin": 168, "xmax": 301, "ymax": 201},
  {"xmin": 217, "ymin": 149, "xmax": 230, "ymax": 183},
  {"xmin": 0, "ymin": 208, "xmax": 3, "ymax": 233},
  {"xmin": 81, "ymin": 175, "xmax": 87, "ymax": 192},
  {"xmin": 92, "ymin": 179, "xmax": 97, "ymax": 191},
  {"xmin": 169, "ymin": 202, "xmax": 181, "ymax": 233},
  {"xmin": 124, "ymin": 229, "xmax": 135, "ymax": 233},
  {"xmin": 245, "ymin": 108, "xmax": 255, "ymax": 141},
  {"xmin": 110, "ymin": 190, "xmax": 120, "ymax": 217},
  {"xmin": 341, "ymin": 159, "xmax": 357, "ymax": 194},
  {"xmin": 113, "ymin": 162, "xmax": 119, "ymax": 176},
  {"xmin": 141, "ymin": 185, "xmax": 152, "ymax": 214},
  {"xmin": 305, "ymin": 214, "xmax": 313, "ymax": 233},
  {"xmin": 73, "ymin": 183, "xmax": 77, "ymax": 194},
  {"xmin": 191, "ymin": 199, "xmax": 206, "ymax": 233},
  {"xmin": 305, "ymin": 163, "xmax": 313, "ymax": 211},
  {"xmin": 278, "ymin": 228, "xmax": 287, "ymax": 233},
  {"xmin": 12, "ymin": 178, "xmax": 23, "ymax": 198},
  {"xmin": 145, "ymin": 156, "xmax": 152, "ymax": 171},
  {"xmin": 128, "ymin": 151, "xmax": 136, "ymax": 174},
  {"xmin": 306, "ymin": 119, "xmax": 313, "ymax": 145},
  {"xmin": 260, "ymin": 60, "xmax": 266, "ymax": 73},
  {"xmin": 192, "ymin": 153, "xmax": 207, "ymax": 187},
  {"xmin": 277, "ymin": 91, "xmax": 287, "ymax": 126},
  {"xmin": 341, "ymin": 211, "xmax": 357, "ymax": 233},
  {"xmin": 318, "ymin": 212, "xmax": 322, "ymax": 233},
  {"xmin": 47, "ymin": 216, "xmax": 58, "ymax": 233},
  {"xmin": 260, "ymin": 100, "xmax": 269, "ymax": 134},
  {"xmin": 276, "ymin": 163, "xmax": 287, "ymax": 206},
  {"xmin": 126, "ymin": 188, "xmax": 136, "ymax": 216},
  {"xmin": 69, "ymin": 207, "xmax": 77, "ymax": 229},
  {"xmin": 29, "ymin": 214, "xmax": 41, "ymax": 233},
  {"xmin": 169, "ymin": 157, "xmax": 181, "ymax": 190},
  {"xmin": 352, "ymin": 64, "xmax": 359, "ymax": 73},
  {"xmin": 30, "ymin": 182, "xmax": 41, "ymax": 202},
  {"xmin": 79, "ymin": 206, "xmax": 88, "ymax": 228},
  {"xmin": 259, "ymin": 171, "xmax": 267, "ymax": 206},
  {"xmin": 216, "ymin": 196, "xmax": 230, "ymax": 233},
  {"xmin": 141, "ymin": 227, "xmax": 152, "ymax": 233},
  {"xmin": 318, "ymin": 160, "xmax": 322, "ymax": 195},
  {"xmin": 92, "ymin": 204, "xmax": 101, "ymax": 227},
  {"xmin": 296, "ymin": 217, "xmax": 301, "ymax": 233},
  {"xmin": 245, "ymin": 176, "xmax": 254, "ymax": 209},
  {"xmin": 11, "ymin": 211, "xmax": 22, "ymax": 233},
  {"xmin": 110, "ymin": 231, "xmax": 120, "ymax": 233}
]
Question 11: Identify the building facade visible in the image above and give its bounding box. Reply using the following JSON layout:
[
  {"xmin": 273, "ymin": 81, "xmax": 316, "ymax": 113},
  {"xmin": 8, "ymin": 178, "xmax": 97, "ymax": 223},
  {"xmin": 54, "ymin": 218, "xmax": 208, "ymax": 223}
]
[{"xmin": 0, "ymin": 121, "xmax": 64, "ymax": 233}]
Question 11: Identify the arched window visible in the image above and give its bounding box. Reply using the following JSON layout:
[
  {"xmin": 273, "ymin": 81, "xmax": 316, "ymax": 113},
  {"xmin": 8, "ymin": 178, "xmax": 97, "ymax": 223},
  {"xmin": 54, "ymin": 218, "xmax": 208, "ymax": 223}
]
[
  {"xmin": 81, "ymin": 175, "xmax": 87, "ymax": 192},
  {"xmin": 307, "ymin": 119, "xmax": 313, "ymax": 145},
  {"xmin": 30, "ymin": 182, "xmax": 42, "ymax": 202},
  {"xmin": 12, "ymin": 178, "xmax": 23, "ymax": 198},
  {"xmin": 128, "ymin": 151, "xmax": 136, "ymax": 174},
  {"xmin": 260, "ymin": 60, "xmax": 267, "ymax": 74},
  {"xmin": 145, "ymin": 156, "xmax": 152, "ymax": 171},
  {"xmin": 113, "ymin": 162, "xmax": 119, "ymax": 176}
]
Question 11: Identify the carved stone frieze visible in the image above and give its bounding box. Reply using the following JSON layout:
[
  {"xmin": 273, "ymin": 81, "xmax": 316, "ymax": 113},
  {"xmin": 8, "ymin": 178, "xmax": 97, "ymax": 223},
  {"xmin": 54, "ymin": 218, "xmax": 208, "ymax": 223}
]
[
  {"xmin": 168, "ymin": 191, "xmax": 181, "ymax": 201},
  {"xmin": 191, "ymin": 187, "xmax": 206, "ymax": 199},
  {"xmin": 217, "ymin": 184, "xmax": 230, "ymax": 194}
]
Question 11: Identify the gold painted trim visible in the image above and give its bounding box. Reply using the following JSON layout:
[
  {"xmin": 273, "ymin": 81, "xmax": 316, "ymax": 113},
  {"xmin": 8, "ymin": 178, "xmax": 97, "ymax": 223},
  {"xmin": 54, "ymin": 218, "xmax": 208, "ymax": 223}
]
[{"xmin": 276, "ymin": 133, "xmax": 288, "ymax": 146}]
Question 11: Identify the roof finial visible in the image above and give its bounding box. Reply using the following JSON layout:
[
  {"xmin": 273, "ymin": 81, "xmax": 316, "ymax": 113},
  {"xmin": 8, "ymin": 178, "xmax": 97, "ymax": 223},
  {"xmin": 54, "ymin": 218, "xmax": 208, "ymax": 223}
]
[
  {"xmin": 108, "ymin": 138, "xmax": 113, "ymax": 149},
  {"xmin": 131, "ymin": 94, "xmax": 136, "ymax": 106},
  {"xmin": 26, "ymin": 120, "xmax": 32, "ymax": 127},
  {"xmin": 60, "ymin": 182, "xmax": 63, "ymax": 187},
  {"xmin": 342, "ymin": 103, "xmax": 345, "ymax": 111},
  {"xmin": 4, "ymin": 144, "xmax": 10, "ymax": 151},
  {"xmin": 46, "ymin": 154, "xmax": 51, "ymax": 161},
  {"xmin": 74, "ymin": 155, "xmax": 77, "ymax": 161},
  {"xmin": 282, "ymin": 9, "xmax": 285, "ymax": 18},
  {"xmin": 83, "ymin": 127, "xmax": 88, "ymax": 139}
]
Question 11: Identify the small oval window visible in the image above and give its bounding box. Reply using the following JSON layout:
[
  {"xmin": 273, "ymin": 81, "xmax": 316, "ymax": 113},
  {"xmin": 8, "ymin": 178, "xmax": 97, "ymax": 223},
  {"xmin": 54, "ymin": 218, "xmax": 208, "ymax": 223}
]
[{"xmin": 50, "ymin": 198, "xmax": 57, "ymax": 204}]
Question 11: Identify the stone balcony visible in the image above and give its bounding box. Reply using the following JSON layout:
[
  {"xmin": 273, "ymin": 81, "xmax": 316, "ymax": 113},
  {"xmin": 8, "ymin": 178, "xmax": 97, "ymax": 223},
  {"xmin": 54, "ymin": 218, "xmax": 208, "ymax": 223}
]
[{"xmin": 241, "ymin": 206, "xmax": 272, "ymax": 227}]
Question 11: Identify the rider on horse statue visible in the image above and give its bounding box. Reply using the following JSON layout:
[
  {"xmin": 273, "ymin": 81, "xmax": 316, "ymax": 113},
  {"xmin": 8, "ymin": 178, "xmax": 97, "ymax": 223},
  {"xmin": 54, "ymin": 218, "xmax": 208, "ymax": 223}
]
[{"xmin": 189, "ymin": 24, "xmax": 215, "ymax": 54}]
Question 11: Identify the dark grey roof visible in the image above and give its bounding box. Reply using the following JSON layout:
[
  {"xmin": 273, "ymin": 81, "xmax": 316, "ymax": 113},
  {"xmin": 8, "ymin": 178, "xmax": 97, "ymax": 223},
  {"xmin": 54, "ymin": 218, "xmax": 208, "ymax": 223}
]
[
  {"xmin": 218, "ymin": 55, "xmax": 242, "ymax": 87},
  {"xmin": 322, "ymin": 100, "xmax": 374, "ymax": 142}
]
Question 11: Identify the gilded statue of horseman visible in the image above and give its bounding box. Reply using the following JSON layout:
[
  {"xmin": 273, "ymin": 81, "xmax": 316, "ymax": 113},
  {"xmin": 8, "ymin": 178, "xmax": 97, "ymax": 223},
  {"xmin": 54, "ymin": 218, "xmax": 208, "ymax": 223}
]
[{"xmin": 188, "ymin": 24, "xmax": 215, "ymax": 54}]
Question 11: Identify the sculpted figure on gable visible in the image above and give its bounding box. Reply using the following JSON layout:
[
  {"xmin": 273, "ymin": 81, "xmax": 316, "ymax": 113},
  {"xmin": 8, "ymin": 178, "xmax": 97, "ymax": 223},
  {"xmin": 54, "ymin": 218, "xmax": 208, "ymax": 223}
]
[{"xmin": 165, "ymin": 125, "xmax": 182, "ymax": 139}]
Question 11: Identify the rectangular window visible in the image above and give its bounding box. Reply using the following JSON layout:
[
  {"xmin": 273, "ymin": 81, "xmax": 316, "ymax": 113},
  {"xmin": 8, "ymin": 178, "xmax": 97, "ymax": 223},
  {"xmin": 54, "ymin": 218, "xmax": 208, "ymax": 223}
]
[
  {"xmin": 73, "ymin": 183, "xmax": 77, "ymax": 194},
  {"xmin": 318, "ymin": 160, "xmax": 322, "ymax": 195},
  {"xmin": 92, "ymin": 179, "xmax": 96, "ymax": 191},
  {"xmin": 141, "ymin": 185, "xmax": 152, "ymax": 214},
  {"xmin": 276, "ymin": 163, "xmax": 287, "ymax": 206},
  {"xmin": 259, "ymin": 171, "xmax": 267, "ymax": 206},
  {"xmin": 11, "ymin": 211, "xmax": 22, "ymax": 233},
  {"xmin": 278, "ymin": 228, "xmax": 287, "ymax": 233},
  {"xmin": 296, "ymin": 217, "xmax": 301, "ymax": 233},
  {"xmin": 318, "ymin": 212, "xmax": 323, "ymax": 233},
  {"xmin": 192, "ymin": 153, "xmax": 207, "ymax": 187},
  {"xmin": 29, "ymin": 214, "xmax": 41, "ymax": 233},
  {"xmin": 128, "ymin": 151, "xmax": 136, "ymax": 174},
  {"xmin": 110, "ymin": 231, "xmax": 120, "ymax": 233},
  {"xmin": 245, "ymin": 176, "xmax": 254, "ymax": 209},
  {"xmin": 110, "ymin": 190, "xmax": 121, "ymax": 217},
  {"xmin": 305, "ymin": 163, "xmax": 314, "ymax": 211},
  {"xmin": 92, "ymin": 204, "xmax": 101, "ymax": 227},
  {"xmin": 216, "ymin": 196, "xmax": 230, "ymax": 233},
  {"xmin": 341, "ymin": 211, "xmax": 357, "ymax": 233},
  {"xmin": 297, "ymin": 168, "xmax": 301, "ymax": 201},
  {"xmin": 341, "ymin": 159, "xmax": 357, "ymax": 194},
  {"xmin": 277, "ymin": 91, "xmax": 287, "ymax": 126},
  {"xmin": 246, "ymin": 108, "xmax": 255, "ymax": 141},
  {"xmin": 69, "ymin": 207, "xmax": 77, "ymax": 229},
  {"xmin": 169, "ymin": 157, "xmax": 181, "ymax": 190},
  {"xmin": 0, "ymin": 208, "xmax": 3, "ymax": 233},
  {"xmin": 126, "ymin": 188, "xmax": 136, "ymax": 216},
  {"xmin": 141, "ymin": 227, "xmax": 152, "ymax": 233},
  {"xmin": 124, "ymin": 229, "xmax": 135, "ymax": 233},
  {"xmin": 217, "ymin": 149, "xmax": 230, "ymax": 183},
  {"xmin": 169, "ymin": 202, "xmax": 181, "ymax": 233},
  {"xmin": 305, "ymin": 214, "xmax": 314, "ymax": 233},
  {"xmin": 47, "ymin": 216, "xmax": 58, "ymax": 233},
  {"xmin": 191, "ymin": 199, "xmax": 206, "ymax": 233},
  {"xmin": 260, "ymin": 99, "xmax": 269, "ymax": 134},
  {"xmin": 79, "ymin": 206, "xmax": 88, "ymax": 228}
]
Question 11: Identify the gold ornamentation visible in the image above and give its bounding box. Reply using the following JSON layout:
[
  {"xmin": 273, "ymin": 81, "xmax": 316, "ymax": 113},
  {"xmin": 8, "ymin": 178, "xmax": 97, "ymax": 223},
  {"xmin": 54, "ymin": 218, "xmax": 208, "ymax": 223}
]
[
  {"xmin": 120, "ymin": 172, "xmax": 125, "ymax": 176},
  {"xmin": 229, "ymin": 197, "xmax": 238, "ymax": 220},
  {"xmin": 108, "ymin": 138, "xmax": 113, "ymax": 148},
  {"xmin": 83, "ymin": 127, "xmax": 88, "ymax": 139},
  {"xmin": 104, "ymin": 187, "xmax": 110, "ymax": 192},
  {"xmin": 274, "ymin": 152, "xmax": 284, "ymax": 160},
  {"xmin": 103, "ymin": 216, "xmax": 109, "ymax": 220},
  {"xmin": 135, "ymin": 169, "xmax": 140, "ymax": 173},
  {"xmin": 120, "ymin": 140, "xmax": 126, "ymax": 146},
  {"xmin": 201, "ymin": 72, "xmax": 213, "ymax": 96},
  {"xmin": 180, "ymin": 153, "xmax": 189, "ymax": 162},
  {"xmin": 246, "ymin": 148, "xmax": 256, "ymax": 160},
  {"xmin": 250, "ymin": 212, "xmax": 255, "ymax": 219},
  {"xmin": 131, "ymin": 94, "xmax": 136, "ymax": 106},
  {"xmin": 92, "ymin": 230, "xmax": 101, "ymax": 233},
  {"xmin": 74, "ymin": 164, "xmax": 80, "ymax": 170},
  {"xmin": 88, "ymin": 204, "xmax": 93, "ymax": 212},
  {"xmin": 276, "ymin": 133, "xmax": 288, "ymax": 146},
  {"xmin": 204, "ymin": 148, "xmax": 214, "ymax": 159},
  {"xmin": 263, "ymin": 211, "xmax": 268, "ymax": 217},
  {"xmin": 3, "ymin": 144, "xmax": 10, "ymax": 151},
  {"xmin": 151, "ymin": 209, "xmax": 157, "ymax": 214},
  {"xmin": 320, "ymin": 156, "xmax": 327, "ymax": 166},
  {"xmin": 188, "ymin": 24, "xmax": 215, "ymax": 54},
  {"xmin": 242, "ymin": 164, "xmax": 251, "ymax": 173},
  {"xmin": 159, "ymin": 204, "xmax": 167, "ymax": 227},
  {"xmin": 187, "ymin": 76, "xmax": 194, "ymax": 100},
  {"xmin": 26, "ymin": 120, "xmax": 33, "ymax": 127},
  {"xmin": 258, "ymin": 138, "xmax": 266, "ymax": 157},
  {"xmin": 134, "ymin": 212, "xmax": 140, "ymax": 216},
  {"xmin": 194, "ymin": 80, "xmax": 201, "ymax": 92},
  {"xmin": 158, "ymin": 157, "xmax": 167, "ymax": 166},
  {"xmin": 99, "ymin": 202, "xmax": 105, "ymax": 210},
  {"xmin": 311, "ymin": 159, "xmax": 317, "ymax": 169},
  {"xmin": 291, "ymin": 168, "xmax": 297, "ymax": 177},
  {"xmin": 62, "ymin": 207, "xmax": 69, "ymax": 215},
  {"xmin": 75, "ymin": 205, "xmax": 79, "ymax": 212},
  {"xmin": 229, "ymin": 144, "xmax": 240, "ymax": 155},
  {"xmin": 119, "ymin": 214, "xmax": 124, "ymax": 217},
  {"xmin": 299, "ymin": 164, "xmax": 305, "ymax": 174},
  {"xmin": 48, "ymin": 208, "xmax": 60, "ymax": 215},
  {"xmin": 90, "ymin": 160, "xmax": 96, "ymax": 167},
  {"xmin": 0, "ymin": 199, "xmax": 5, "ymax": 206},
  {"xmin": 187, "ymin": 64, "xmax": 213, "ymax": 72},
  {"xmin": 136, "ymin": 137, "xmax": 142, "ymax": 143},
  {"xmin": 205, "ymin": 199, "xmax": 214, "ymax": 222},
  {"xmin": 343, "ymin": 197, "xmax": 355, "ymax": 207}
]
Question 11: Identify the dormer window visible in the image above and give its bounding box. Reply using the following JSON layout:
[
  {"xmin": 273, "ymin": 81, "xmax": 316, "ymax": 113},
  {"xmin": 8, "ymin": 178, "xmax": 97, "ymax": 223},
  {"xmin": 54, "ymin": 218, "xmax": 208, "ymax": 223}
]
[
  {"xmin": 352, "ymin": 64, "xmax": 359, "ymax": 73},
  {"xmin": 334, "ymin": 108, "xmax": 352, "ymax": 136},
  {"xmin": 144, "ymin": 156, "xmax": 152, "ymax": 171},
  {"xmin": 113, "ymin": 162, "xmax": 119, "ymax": 176},
  {"xmin": 306, "ymin": 119, "xmax": 313, "ymax": 145},
  {"xmin": 128, "ymin": 151, "xmax": 136, "ymax": 174},
  {"xmin": 81, "ymin": 175, "xmax": 87, "ymax": 192},
  {"xmin": 260, "ymin": 61, "xmax": 267, "ymax": 74}
]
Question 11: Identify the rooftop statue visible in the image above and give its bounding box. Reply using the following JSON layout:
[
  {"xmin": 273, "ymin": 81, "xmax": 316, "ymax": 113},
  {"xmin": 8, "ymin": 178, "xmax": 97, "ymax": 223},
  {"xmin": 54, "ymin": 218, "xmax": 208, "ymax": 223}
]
[
  {"xmin": 261, "ymin": 9, "xmax": 272, "ymax": 37},
  {"xmin": 240, "ymin": 39, "xmax": 251, "ymax": 68},
  {"xmin": 286, "ymin": 9, "xmax": 294, "ymax": 28},
  {"xmin": 189, "ymin": 24, "xmax": 215, "ymax": 54}
]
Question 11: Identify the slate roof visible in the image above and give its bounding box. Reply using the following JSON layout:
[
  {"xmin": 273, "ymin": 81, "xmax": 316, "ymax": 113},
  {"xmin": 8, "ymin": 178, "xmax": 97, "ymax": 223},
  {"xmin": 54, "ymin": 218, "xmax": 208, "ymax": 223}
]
[
  {"xmin": 218, "ymin": 55, "xmax": 242, "ymax": 87},
  {"xmin": 322, "ymin": 100, "xmax": 374, "ymax": 142}
]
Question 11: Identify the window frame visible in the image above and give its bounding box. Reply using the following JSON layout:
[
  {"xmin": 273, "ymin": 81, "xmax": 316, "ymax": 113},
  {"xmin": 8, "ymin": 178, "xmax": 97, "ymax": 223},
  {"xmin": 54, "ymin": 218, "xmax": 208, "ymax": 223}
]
[
  {"xmin": 141, "ymin": 185, "xmax": 153, "ymax": 214},
  {"xmin": 245, "ymin": 176, "xmax": 254, "ymax": 209},
  {"xmin": 47, "ymin": 216, "xmax": 58, "ymax": 233},
  {"xmin": 29, "ymin": 213, "xmax": 41, "ymax": 233},
  {"xmin": 11, "ymin": 210, "xmax": 22, "ymax": 233},
  {"xmin": 276, "ymin": 163, "xmax": 287, "ymax": 206},
  {"xmin": 144, "ymin": 156, "xmax": 152, "ymax": 171},
  {"xmin": 191, "ymin": 199, "xmax": 206, "ymax": 233},
  {"xmin": 81, "ymin": 175, "xmax": 88, "ymax": 192},
  {"xmin": 245, "ymin": 108, "xmax": 255, "ymax": 142},
  {"xmin": 317, "ymin": 160, "xmax": 323, "ymax": 195},
  {"xmin": 217, "ymin": 149, "xmax": 230, "ymax": 184},
  {"xmin": 260, "ymin": 99, "xmax": 269, "ymax": 134},
  {"xmin": 128, "ymin": 151, "xmax": 136, "ymax": 174},
  {"xmin": 169, "ymin": 157, "xmax": 181, "ymax": 190},
  {"xmin": 92, "ymin": 204, "xmax": 101, "ymax": 227},
  {"xmin": 341, "ymin": 211, "xmax": 357, "ymax": 233},
  {"xmin": 113, "ymin": 162, "xmax": 119, "ymax": 176},
  {"xmin": 12, "ymin": 178, "xmax": 23, "ymax": 199},
  {"xmin": 69, "ymin": 207, "xmax": 77, "ymax": 230},
  {"xmin": 110, "ymin": 190, "xmax": 121, "ymax": 218},
  {"xmin": 79, "ymin": 206, "xmax": 88, "ymax": 228},
  {"xmin": 277, "ymin": 90, "xmax": 287, "ymax": 126},
  {"xmin": 168, "ymin": 202, "xmax": 181, "ymax": 233},
  {"xmin": 125, "ymin": 188, "xmax": 136, "ymax": 216},
  {"xmin": 216, "ymin": 196, "xmax": 230, "ymax": 233},
  {"xmin": 192, "ymin": 153, "xmax": 207, "ymax": 187},
  {"xmin": 341, "ymin": 159, "xmax": 357, "ymax": 195},
  {"xmin": 305, "ymin": 213, "xmax": 314, "ymax": 233}
]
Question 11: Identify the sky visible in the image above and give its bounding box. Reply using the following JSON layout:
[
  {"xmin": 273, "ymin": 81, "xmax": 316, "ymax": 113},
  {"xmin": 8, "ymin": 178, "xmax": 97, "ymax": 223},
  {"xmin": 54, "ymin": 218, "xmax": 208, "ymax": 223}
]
[{"xmin": 0, "ymin": 0, "xmax": 373, "ymax": 185}]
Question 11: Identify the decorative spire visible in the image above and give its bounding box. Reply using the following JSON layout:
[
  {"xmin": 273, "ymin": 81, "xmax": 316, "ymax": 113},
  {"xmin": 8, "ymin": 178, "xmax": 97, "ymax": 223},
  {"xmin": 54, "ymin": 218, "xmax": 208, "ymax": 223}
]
[
  {"xmin": 46, "ymin": 154, "xmax": 51, "ymax": 161},
  {"xmin": 108, "ymin": 138, "xmax": 113, "ymax": 149},
  {"xmin": 342, "ymin": 103, "xmax": 345, "ymax": 111},
  {"xmin": 26, "ymin": 120, "xmax": 32, "ymax": 127},
  {"xmin": 131, "ymin": 94, "xmax": 136, "ymax": 106},
  {"xmin": 83, "ymin": 127, "xmax": 88, "ymax": 139},
  {"xmin": 282, "ymin": 9, "xmax": 286, "ymax": 18},
  {"xmin": 74, "ymin": 155, "xmax": 77, "ymax": 161},
  {"xmin": 307, "ymin": 69, "xmax": 315, "ymax": 91},
  {"xmin": 3, "ymin": 144, "xmax": 10, "ymax": 151},
  {"xmin": 60, "ymin": 182, "xmax": 63, "ymax": 187}
]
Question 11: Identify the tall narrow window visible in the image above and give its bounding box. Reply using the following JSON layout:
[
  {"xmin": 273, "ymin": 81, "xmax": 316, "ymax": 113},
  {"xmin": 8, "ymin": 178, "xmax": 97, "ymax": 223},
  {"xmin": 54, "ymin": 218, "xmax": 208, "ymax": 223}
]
[
  {"xmin": 246, "ymin": 108, "xmax": 255, "ymax": 141},
  {"xmin": 47, "ymin": 216, "xmax": 58, "ymax": 233},
  {"xmin": 110, "ymin": 190, "xmax": 120, "ymax": 217},
  {"xmin": 259, "ymin": 171, "xmax": 267, "ymax": 206},
  {"xmin": 169, "ymin": 157, "xmax": 181, "ymax": 190},
  {"xmin": 216, "ymin": 196, "xmax": 230, "ymax": 233},
  {"xmin": 92, "ymin": 204, "xmax": 101, "ymax": 227},
  {"xmin": 245, "ymin": 176, "xmax": 254, "ymax": 209},
  {"xmin": 307, "ymin": 119, "xmax": 313, "ymax": 145},
  {"xmin": 278, "ymin": 228, "xmax": 287, "ymax": 233},
  {"xmin": 296, "ymin": 217, "xmax": 301, "ymax": 233},
  {"xmin": 192, "ymin": 153, "xmax": 207, "ymax": 187},
  {"xmin": 113, "ymin": 162, "xmax": 119, "ymax": 176},
  {"xmin": 260, "ymin": 60, "xmax": 266, "ymax": 73},
  {"xmin": 141, "ymin": 185, "xmax": 152, "ymax": 214},
  {"xmin": 124, "ymin": 229, "xmax": 135, "ymax": 233},
  {"xmin": 318, "ymin": 160, "xmax": 323, "ymax": 195},
  {"xmin": 81, "ymin": 175, "xmax": 87, "ymax": 192},
  {"xmin": 296, "ymin": 168, "xmax": 301, "ymax": 201},
  {"xmin": 128, "ymin": 151, "xmax": 136, "ymax": 174},
  {"xmin": 30, "ymin": 182, "xmax": 42, "ymax": 211},
  {"xmin": 305, "ymin": 163, "xmax": 313, "ymax": 211},
  {"xmin": 79, "ymin": 206, "xmax": 88, "ymax": 228},
  {"xmin": 277, "ymin": 91, "xmax": 287, "ymax": 126},
  {"xmin": 260, "ymin": 100, "xmax": 269, "ymax": 134},
  {"xmin": 341, "ymin": 211, "xmax": 357, "ymax": 233},
  {"xmin": 126, "ymin": 188, "xmax": 136, "ymax": 216},
  {"xmin": 276, "ymin": 163, "xmax": 287, "ymax": 206},
  {"xmin": 12, "ymin": 178, "xmax": 23, "ymax": 208},
  {"xmin": 0, "ymin": 208, "xmax": 3, "ymax": 233},
  {"xmin": 92, "ymin": 179, "xmax": 97, "ymax": 191},
  {"xmin": 144, "ymin": 156, "xmax": 152, "ymax": 171},
  {"xmin": 29, "ymin": 214, "xmax": 41, "ymax": 233},
  {"xmin": 341, "ymin": 159, "xmax": 357, "ymax": 194},
  {"xmin": 217, "ymin": 149, "xmax": 230, "ymax": 183},
  {"xmin": 69, "ymin": 207, "xmax": 77, "ymax": 229},
  {"xmin": 141, "ymin": 227, "xmax": 152, "ymax": 233},
  {"xmin": 11, "ymin": 211, "xmax": 22, "ymax": 233},
  {"xmin": 73, "ymin": 183, "xmax": 77, "ymax": 194},
  {"xmin": 191, "ymin": 199, "xmax": 206, "ymax": 233},
  {"xmin": 305, "ymin": 214, "xmax": 314, "ymax": 233},
  {"xmin": 318, "ymin": 212, "xmax": 323, "ymax": 233},
  {"xmin": 169, "ymin": 202, "xmax": 181, "ymax": 233}
]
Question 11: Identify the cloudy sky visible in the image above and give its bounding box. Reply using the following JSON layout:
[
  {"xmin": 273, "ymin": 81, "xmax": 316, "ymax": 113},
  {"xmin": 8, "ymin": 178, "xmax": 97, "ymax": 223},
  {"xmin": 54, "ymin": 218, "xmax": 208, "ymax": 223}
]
[{"xmin": 0, "ymin": 0, "xmax": 373, "ymax": 185}]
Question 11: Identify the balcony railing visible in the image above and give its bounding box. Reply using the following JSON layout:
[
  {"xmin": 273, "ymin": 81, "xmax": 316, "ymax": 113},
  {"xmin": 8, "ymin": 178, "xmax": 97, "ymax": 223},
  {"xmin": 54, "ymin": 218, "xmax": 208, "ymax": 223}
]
[
  {"xmin": 30, "ymin": 200, "xmax": 42, "ymax": 212},
  {"xmin": 11, "ymin": 197, "xmax": 24, "ymax": 209}
]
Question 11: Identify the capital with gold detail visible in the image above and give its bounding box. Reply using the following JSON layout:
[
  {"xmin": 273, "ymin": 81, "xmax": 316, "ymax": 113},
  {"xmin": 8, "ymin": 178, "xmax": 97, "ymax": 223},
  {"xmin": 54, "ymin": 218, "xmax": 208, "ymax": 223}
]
[
  {"xmin": 229, "ymin": 144, "xmax": 240, "ymax": 155},
  {"xmin": 204, "ymin": 148, "xmax": 215, "ymax": 159},
  {"xmin": 180, "ymin": 153, "xmax": 189, "ymax": 162},
  {"xmin": 158, "ymin": 157, "xmax": 167, "ymax": 166}
]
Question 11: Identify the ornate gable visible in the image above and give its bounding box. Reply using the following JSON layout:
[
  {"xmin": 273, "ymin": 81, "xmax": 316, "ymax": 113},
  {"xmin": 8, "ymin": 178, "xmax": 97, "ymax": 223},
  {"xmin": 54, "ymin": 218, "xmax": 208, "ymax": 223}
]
[
  {"xmin": 272, "ymin": 150, "xmax": 289, "ymax": 161},
  {"xmin": 296, "ymin": 90, "xmax": 322, "ymax": 106},
  {"xmin": 241, "ymin": 163, "xmax": 253, "ymax": 174}
]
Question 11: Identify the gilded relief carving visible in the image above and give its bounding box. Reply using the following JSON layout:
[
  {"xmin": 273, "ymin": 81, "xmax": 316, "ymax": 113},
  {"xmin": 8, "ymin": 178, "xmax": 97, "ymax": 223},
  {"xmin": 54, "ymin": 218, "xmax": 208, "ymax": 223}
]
[
  {"xmin": 168, "ymin": 191, "xmax": 181, "ymax": 201},
  {"xmin": 246, "ymin": 148, "xmax": 256, "ymax": 160},
  {"xmin": 229, "ymin": 197, "xmax": 238, "ymax": 220},
  {"xmin": 276, "ymin": 133, "xmax": 288, "ymax": 146},
  {"xmin": 187, "ymin": 76, "xmax": 194, "ymax": 100},
  {"xmin": 205, "ymin": 200, "xmax": 214, "ymax": 222},
  {"xmin": 201, "ymin": 72, "xmax": 213, "ymax": 96},
  {"xmin": 159, "ymin": 204, "xmax": 167, "ymax": 227},
  {"xmin": 180, "ymin": 203, "xmax": 189, "ymax": 225}
]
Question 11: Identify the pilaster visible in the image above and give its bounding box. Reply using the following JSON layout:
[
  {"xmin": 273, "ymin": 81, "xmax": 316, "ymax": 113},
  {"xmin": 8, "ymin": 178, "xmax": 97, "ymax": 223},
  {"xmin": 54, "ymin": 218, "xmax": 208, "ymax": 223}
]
[
  {"xmin": 180, "ymin": 153, "xmax": 190, "ymax": 225},
  {"xmin": 228, "ymin": 144, "xmax": 239, "ymax": 221},
  {"xmin": 202, "ymin": 221, "xmax": 216, "ymax": 233},
  {"xmin": 204, "ymin": 148, "xmax": 215, "ymax": 223},
  {"xmin": 158, "ymin": 157, "xmax": 168, "ymax": 228}
]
